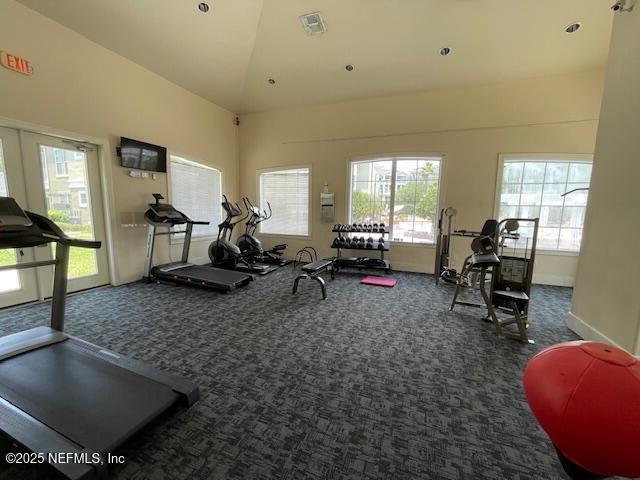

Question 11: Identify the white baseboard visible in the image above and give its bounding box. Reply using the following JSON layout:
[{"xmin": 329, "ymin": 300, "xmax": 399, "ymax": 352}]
[
  {"xmin": 533, "ymin": 274, "xmax": 574, "ymax": 287},
  {"xmin": 389, "ymin": 262, "xmax": 430, "ymax": 274},
  {"xmin": 565, "ymin": 311, "xmax": 621, "ymax": 346},
  {"xmin": 388, "ymin": 263, "xmax": 573, "ymax": 286}
]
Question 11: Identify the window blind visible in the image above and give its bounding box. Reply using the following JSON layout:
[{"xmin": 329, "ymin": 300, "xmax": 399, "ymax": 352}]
[
  {"xmin": 170, "ymin": 156, "xmax": 222, "ymax": 237},
  {"xmin": 259, "ymin": 167, "xmax": 310, "ymax": 236}
]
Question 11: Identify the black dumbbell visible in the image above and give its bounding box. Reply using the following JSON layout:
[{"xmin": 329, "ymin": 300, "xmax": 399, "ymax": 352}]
[{"xmin": 366, "ymin": 237, "xmax": 374, "ymax": 249}]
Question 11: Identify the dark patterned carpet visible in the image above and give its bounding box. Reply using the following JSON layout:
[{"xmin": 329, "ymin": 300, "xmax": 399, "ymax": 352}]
[{"xmin": 0, "ymin": 267, "xmax": 581, "ymax": 480}]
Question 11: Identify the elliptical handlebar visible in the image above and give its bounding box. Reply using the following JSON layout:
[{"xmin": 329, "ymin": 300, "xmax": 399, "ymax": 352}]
[{"xmin": 263, "ymin": 202, "xmax": 272, "ymax": 221}]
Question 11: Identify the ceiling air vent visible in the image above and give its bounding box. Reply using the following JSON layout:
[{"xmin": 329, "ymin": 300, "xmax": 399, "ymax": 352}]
[{"xmin": 300, "ymin": 12, "xmax": 326, "ymax": 35}]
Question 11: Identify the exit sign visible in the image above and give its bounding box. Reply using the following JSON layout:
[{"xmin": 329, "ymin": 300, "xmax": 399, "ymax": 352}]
[{"xmin": 0, "ymin": 51, "xmax": 33, "ymax": 76}]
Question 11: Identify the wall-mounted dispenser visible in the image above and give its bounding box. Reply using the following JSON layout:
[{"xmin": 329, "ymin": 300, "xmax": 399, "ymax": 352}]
[{"xmin": 320, "ymin": 183, "xmax": 334, "ymax": 222}]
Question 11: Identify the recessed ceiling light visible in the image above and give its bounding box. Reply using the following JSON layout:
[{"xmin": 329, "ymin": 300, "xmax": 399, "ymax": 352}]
[
  {"xmin": 267, "ymin": 78, "xmax": 276, "ymax": 85},
  {"xmin": 440, "ymin": 47, "xmax": 451, "ymax": 56},
  {"xmin": 345, "ymin": 64, "xmax": 354, "ymax": 72},
  {"xmin": 198, "ymin": 2, "xmax": 210, "ymax": 13},
  {"xmin": 565, "ymin": 22, "xmax": 581, "ymax": 33}
]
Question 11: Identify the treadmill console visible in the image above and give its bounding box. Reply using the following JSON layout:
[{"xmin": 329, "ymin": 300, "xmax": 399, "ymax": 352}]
[
  {"xmin": 149, "ymin": 203, "xmax": 184, "ymax": 220},
  {"xmin": 144, "ymin": 195, "xmax": 190, "ymax": 226},
  {"xmin": 0, "ymin": 197, "xmax": 33, "ymax": 232}
]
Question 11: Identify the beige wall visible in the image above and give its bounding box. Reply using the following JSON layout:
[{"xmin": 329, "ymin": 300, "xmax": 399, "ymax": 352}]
[
  {"xmin": 0, "ymin": 1, "xmax": 239, "ymax": 284},
  {"xmin": 239, "ymin": 71, "xmax": 604, "ymax": 285},
  {"xmin": 568, "ymin": 9, "xmax": 640, "ymax": 353}
]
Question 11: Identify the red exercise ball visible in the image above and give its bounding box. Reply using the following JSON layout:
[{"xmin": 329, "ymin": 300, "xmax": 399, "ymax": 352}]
[{"xmin": 524, "ymin": 341, "xmax": 640, "ymax": 479}]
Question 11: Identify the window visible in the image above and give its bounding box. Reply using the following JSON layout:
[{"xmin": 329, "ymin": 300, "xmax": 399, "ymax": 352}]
[
  {"xmin": 170, "ymin": 155, "xmax": 222, "ymax": 238},
  {"xmin": 78, "ymin": 191, "xmax": 88, "ymax": 208},
  {"xmin": 349, "ymin": 156, "xmax": 443, "ymax": 244},
  {"xmin": 259, "ymin": 167, "xmax": 310, "ymax": 236},
  {"xmin": 497, "ymin": 155, "xmax": 592, "ymax": 251},
  {"xmin": 40, "ymin": 147, "xmax": 49, "ymax": 188},
  {"xmin": 54, "ymin": 149, "xmax": 68, "ymax": 177}
]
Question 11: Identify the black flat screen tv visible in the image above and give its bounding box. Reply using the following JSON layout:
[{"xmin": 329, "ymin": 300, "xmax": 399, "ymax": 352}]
[{"xmin": 118, "ymin": 137, "xmax": 167, "ymax": 173}]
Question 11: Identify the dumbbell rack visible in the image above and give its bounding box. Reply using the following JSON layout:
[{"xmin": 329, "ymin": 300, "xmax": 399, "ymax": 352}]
[{"xmin": 331, "ymin": 224, "xmax": 391, "ymax": 273}]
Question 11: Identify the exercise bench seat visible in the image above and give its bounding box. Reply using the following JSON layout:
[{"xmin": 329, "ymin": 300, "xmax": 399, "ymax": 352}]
[
  {"xmin": 493, "ymin": 290, "xmax": 529, "ymax": 301},
  {"xmin": 293, "ymin": 259, "xmax": 334, "ymax": 300}
]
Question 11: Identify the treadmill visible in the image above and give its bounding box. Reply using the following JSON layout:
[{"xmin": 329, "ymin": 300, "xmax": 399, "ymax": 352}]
[
  {"xmin": 143, "ymin": 194, "xmax": 253, "ymax": 291},
  {"xmin": 0, "ymin": 197, "xmax": 200, "ymax": 479}
]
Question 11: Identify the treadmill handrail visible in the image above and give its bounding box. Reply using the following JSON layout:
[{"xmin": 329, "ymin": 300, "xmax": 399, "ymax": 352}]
[
  {"xmin": 0, "ymin": 207, "xmax": 102, "ymax": 250},
  {"xmin": 60, "ymin": 237, "xmax": 102, "ymax": 249}
]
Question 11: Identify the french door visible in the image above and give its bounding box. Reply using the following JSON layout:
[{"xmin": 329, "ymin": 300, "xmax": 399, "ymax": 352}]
[
  {"xmin": 0, "ymin": 128, "xmax": 109, "ymax": 309},
  {"xmin": 0, "ymin": 127, "xmax": 39, "ymax": 307}
]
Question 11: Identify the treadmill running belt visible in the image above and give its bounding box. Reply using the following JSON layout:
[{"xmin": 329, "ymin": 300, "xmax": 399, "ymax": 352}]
[
  {"xmin": 157, "ymin": 264, "xmax": 252, "ymax": 287},
  {"xmin": 0, "ymin": 341, "xmax": 179, "ymax": 453}
]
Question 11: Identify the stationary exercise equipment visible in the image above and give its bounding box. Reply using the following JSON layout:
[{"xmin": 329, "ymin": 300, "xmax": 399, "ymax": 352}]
[
  {"xmin": 293, "ymin": 246, "xmax": 318, "ymax": 267},
  {"xmin": 0, "ymin": 197, "xmax": 200, "ymax": 480},
  {"xmin": 434, "ymin": 207, "xmax": 503, "ymax": 286},
  {"xmin": 449, "ymin": 217, "xmax": 539, "ymax": 342},
  {"xmin": 236, "ymin": 197, "xmax": 290, "ymax": 267},
  {"xmin": 524, "ymin": 341, "xmax": 640, "ymax": 479},
  {"xmin": 143, "ymin": 193, "xmax": 253, "ymax": 291},
  {"xmin": 292, "ymin": 253, "xmax": 335, "ymax": 300},
  {"xmin": 208, "ymin": 196, "xmax": 277, "ymax": 275},
  {"xmin": 331, "ymin": 223, "xmax": 391, "ymax": 272}
]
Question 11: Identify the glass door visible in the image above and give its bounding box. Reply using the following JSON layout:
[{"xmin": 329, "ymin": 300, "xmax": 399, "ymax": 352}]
[
  {"xmin": 0, "ymin": 127, "xmax": 39, "ymax": 308},
  {"xmin": 20, "ymin": 132, "xmax": 110, "ymax": 294}
]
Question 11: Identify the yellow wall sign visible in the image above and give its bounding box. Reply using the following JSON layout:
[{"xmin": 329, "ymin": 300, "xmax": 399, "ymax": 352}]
[{"xmin": 0, "ymin": 51, "xmax": 33, "ymax": 76}]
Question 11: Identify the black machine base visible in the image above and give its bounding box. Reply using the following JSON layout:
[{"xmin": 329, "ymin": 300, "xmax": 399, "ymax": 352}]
[
  {"xmin": 0, "ymin": 326, "xmax": 199, "ymax": 479},
  {"xmin": 151, "ymin": 263, "xmax": 253, "ymax": 291},
  {"xmin": 333, "ymin": 257, "xmax": 391, "ymax": 273}
]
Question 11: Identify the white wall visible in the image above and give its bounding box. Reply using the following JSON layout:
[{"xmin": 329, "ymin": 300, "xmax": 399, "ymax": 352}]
[
  {"xmin": 239, "ymin": 71, "xmax": 604, "ymax": 285},
  {"xmin": 0, "ymin": 1, "xmax": 239, "ymax": 284},
  {"xmin": 568, "ymin": 8, "xmax": 640, "ymax": 353}
]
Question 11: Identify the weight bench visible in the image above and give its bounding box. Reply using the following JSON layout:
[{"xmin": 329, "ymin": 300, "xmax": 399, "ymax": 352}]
[{"xmin": 292, "ymin": 259, "xmax": 334, "ymax": 300}]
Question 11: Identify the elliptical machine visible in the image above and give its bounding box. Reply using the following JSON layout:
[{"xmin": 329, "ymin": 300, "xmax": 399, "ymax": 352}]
[
  {"xmin": 208, "ymin": 196, "xmax": 277, "ymax": 275},
  {"xmin": 236, "ymin": 197, "xmax": 290, "ymax": 267}
]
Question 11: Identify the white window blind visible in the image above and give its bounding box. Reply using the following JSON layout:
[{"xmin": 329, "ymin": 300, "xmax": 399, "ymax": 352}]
[
  {"xmin": 259, "ymin": 167, "xmax": 310, "ymax": 236},
  {"xmin": 170, "ymin": 155, "xmax": 222, "ymax": 237}
]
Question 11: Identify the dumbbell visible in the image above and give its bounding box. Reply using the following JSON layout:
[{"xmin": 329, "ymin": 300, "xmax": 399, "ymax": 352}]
[
  {"xmin": 378, "ymin": 237, "xmax": 385, "ymax": 250},
  {"xmin": 366, "ymin": 237, "xmax": 374, "ymax": 249}
]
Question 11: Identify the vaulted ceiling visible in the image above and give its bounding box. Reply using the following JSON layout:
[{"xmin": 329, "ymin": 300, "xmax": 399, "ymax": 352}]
[{"xmin": 18, "ymin": 0, "xmax": 613, "ymax": 114}]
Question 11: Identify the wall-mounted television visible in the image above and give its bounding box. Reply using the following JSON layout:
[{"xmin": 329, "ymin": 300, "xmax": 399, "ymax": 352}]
[{"xmin": 118, "ymin": 137, "xmax": 167, "ymax": 173}]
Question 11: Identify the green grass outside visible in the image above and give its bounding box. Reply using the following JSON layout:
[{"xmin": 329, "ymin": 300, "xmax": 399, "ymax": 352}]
[{"xmin": 0, "ymin": 230, "xmax": 97, "ymax": 279}]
